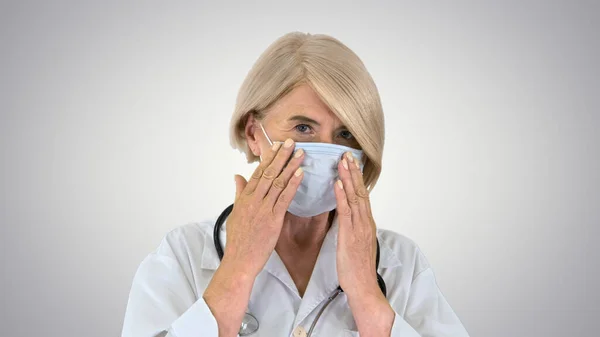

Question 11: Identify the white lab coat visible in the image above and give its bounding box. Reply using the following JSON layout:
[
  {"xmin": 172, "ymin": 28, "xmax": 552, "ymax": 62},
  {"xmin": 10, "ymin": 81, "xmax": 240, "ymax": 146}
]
[{"xmin": 121, "ymin": 214, "xmax": 470, "ymax": 337}]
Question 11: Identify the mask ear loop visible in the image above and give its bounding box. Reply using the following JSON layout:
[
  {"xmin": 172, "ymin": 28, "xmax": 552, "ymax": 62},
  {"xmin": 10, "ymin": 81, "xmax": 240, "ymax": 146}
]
[
  {"xmin": 259, "ymin": 122, "xmax": 273, "ymax": 146},
  {"xmin": 258, "ymin": 122, "xmax": 274, "ymax": 162}
]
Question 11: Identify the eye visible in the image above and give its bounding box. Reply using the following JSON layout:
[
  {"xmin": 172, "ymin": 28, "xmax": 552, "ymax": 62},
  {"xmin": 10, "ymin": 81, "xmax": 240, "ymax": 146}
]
[
  {"xmin": 295, "ymin": 124, "xmax": 313, "ymax": 134},
  {"xmin": 339, "ymin": 130, "xmax": 354, "ymax": 140}
]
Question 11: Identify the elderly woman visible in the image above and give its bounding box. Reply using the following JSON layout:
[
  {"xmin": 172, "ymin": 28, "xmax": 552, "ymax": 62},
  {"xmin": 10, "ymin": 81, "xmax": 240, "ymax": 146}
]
[{"xmin": 122, "ymin": 32, "xmax": 469, "ymax": 337}]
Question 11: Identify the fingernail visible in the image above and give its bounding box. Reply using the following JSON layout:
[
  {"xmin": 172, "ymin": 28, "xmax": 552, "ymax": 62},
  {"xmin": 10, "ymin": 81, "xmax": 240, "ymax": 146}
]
[
  {"xmin": 294, "ymin": 148, "xmax": 304, "ymax": 158},
  {"xmin": 294, "ymin": 167, "xmax": 303, "ymax": 176},
  {"xmin": 354, "ymin": 156, "xmax": 360, "ymax": 169},
  {"xmin": 337, "ymin": 179, "xmax": 343, "ymax": 189},
  {"xmin": 272, "ymin": 142, "xmax": 281, "ymax": 151},
  {"xmin": 342, "ymin": 158, "xmax": 348, "ymax": 170},
  {"xmin": 346, "ymin": 152, "xmax": 354, "ymax": 162},
  {"xmin": 284, "ymin": 138, "xmax": 294, "ymax": 148}
]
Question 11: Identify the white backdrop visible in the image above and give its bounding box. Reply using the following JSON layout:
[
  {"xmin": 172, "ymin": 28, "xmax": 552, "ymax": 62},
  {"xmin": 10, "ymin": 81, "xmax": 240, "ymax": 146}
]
[{"xmin": 1, "ymin": 1, "xmax": 599, "ymax": 336}]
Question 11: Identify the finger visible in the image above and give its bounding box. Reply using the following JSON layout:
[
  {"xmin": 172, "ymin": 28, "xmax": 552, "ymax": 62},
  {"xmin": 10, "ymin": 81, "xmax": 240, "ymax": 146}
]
[
  {"xmin": 337, "ymin": 156, "xmax": 360, "ymax": 227},
  {"xmin": 272, "ymin": 165, "xmax": 304, "ymax": 216},
  {"xmin": 333, "ymin": 178, "xmax": 352, "ymax": 222},
  {"xmin": 264, "ymin": 147, "xmax": 305, "ymax": 206},
  {"xmin": 234, "ymin": 174, "xmax": 248, "ymax": 201},
  {"xmin": 345, "ymin": 152, "xmax": 372, "ymax": 218},
  {"xmin": 244, "ymin": 141, "xmax": 282, "ymax": 195},
  {"xmin": 253, "ymin": 138, "xmax": 297, "ymax": 199}
]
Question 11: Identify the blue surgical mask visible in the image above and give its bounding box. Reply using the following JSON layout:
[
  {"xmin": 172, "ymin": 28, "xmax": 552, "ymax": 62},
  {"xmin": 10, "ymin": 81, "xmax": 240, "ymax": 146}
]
[{"xmin": 259, "ymin": 123, "xmax": 364, "ymax": 217}]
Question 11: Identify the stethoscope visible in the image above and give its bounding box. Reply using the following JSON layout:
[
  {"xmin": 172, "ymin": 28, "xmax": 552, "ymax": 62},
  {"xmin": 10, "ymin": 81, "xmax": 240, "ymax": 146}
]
[{"xmin": 213, "ymin": 203, "xmax": 387, "ymax": 336}]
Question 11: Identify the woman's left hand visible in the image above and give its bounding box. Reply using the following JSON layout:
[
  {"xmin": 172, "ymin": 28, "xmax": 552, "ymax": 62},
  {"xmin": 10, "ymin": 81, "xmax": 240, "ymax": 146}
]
[
  {"xmin": 334, "ymin": 152, "xmax": 394, "ymax": 336},
  {"xmin": 334, "ymin": 151, "xmax": 380, "ymax": 296}
]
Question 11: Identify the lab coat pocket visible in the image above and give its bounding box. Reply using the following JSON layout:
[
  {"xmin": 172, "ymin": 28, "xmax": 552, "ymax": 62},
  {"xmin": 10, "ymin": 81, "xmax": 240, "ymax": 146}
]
[{"xmin": 342, "ymin": 329, "xmax": 360, "ymax": 337}]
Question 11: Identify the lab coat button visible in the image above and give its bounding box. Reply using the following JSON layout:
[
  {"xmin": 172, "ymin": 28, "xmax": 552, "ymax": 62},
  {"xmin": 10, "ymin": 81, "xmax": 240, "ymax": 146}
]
[{"xmin": 293, "ymin": 325, "xmax": 307, "ymax": 337}]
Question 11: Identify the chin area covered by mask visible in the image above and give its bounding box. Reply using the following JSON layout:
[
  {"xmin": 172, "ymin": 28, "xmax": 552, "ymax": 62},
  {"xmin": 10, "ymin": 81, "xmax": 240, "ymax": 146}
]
[{"xmin": 259, "ymin": 123, "xmax": 364, "ymax": 217}]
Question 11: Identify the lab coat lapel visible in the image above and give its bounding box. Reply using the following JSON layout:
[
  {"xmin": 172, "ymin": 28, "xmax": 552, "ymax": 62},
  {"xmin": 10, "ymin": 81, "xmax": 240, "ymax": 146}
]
[
  {"xmin": 293, "ymin": 214, "xmax": 341, "ymax": 327},
  {"xmin": 200, "ymin": 217, "xmax": 225, "ymax": 270},
  {"xmin": 263, "ymin": 248, "xmax": 301, "ymax": 298}
]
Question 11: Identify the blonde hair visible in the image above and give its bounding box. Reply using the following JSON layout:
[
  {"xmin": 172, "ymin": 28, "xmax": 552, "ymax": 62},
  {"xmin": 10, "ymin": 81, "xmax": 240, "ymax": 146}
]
[{"xmin": 229, "ymin": 32, "xmax": 385, "ymax": 191}]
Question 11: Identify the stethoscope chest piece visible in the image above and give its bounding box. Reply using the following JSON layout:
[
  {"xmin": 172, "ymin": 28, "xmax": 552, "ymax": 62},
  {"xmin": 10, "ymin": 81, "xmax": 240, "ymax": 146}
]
[{"xmin": 239, "ymin": 312, "xmax": 259, "ymax": 336}]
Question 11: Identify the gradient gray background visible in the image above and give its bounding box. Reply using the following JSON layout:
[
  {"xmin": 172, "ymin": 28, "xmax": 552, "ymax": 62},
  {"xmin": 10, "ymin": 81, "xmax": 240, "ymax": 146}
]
[{"xmin": 1, "ymin": 1, "xmax": 598, "ymax": 336}]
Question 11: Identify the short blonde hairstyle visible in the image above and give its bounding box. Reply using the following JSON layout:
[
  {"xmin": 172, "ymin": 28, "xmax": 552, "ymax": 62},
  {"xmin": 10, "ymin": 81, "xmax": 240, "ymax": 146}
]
[{"xmin": 229, "ymin": 32, "xmax": 385, "ymax": 191}]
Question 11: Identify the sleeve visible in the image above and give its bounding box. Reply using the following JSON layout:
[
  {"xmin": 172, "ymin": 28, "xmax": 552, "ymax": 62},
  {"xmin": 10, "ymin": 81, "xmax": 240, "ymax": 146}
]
[
  {"xmin": 390, "ymin": 268, "xmax": 470, "ymax": 337},
  {"xmin": 120, "ymin": 252, "xmax": 221, "ymax": 337}
]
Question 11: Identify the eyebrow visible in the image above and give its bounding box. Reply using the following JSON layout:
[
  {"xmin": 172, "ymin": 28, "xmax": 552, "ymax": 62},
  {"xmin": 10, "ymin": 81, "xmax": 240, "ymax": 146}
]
[
  {"xmin": 288, "ymin": 115, "xmax": 320, "ymax": 125},
  {"xmin": 287, "ymin": 115, "xmax": 348, "ymax": 132}
]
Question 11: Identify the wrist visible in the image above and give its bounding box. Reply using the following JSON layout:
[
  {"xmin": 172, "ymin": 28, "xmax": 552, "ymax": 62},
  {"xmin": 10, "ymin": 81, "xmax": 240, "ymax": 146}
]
[
  {"xmin": 203, "ymin": 262, "xmax": 256, "ymax": 337},
  {"xmin": 204, "ymin": 258, "xmax": 256, "ymax": 312},
  {"xmin": 221, "ymin": 254, "xmax": 259, "ymax": 280},
  {"xmin": 222, "ymin": 245, "xmax": 268, "ymax": 280},
  {"xmin": 346, "ymin": 292, "xmax": 394, "ymax": 337},
  {"xmin": 343, "ymin": 275, "xmax": 381, "ymax": 299},
  {"xmin": 345, "ymin": 285, "xmax": 388, "ymax": 311}
]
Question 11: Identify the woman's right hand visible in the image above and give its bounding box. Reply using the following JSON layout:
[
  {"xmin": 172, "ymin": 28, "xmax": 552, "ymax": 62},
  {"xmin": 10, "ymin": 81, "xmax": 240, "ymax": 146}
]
[
  {"xmin": 221, "ymin": 137, "xmax": 305, "ymax": 277},
  {"xmin": 203, "ymin": 138, "xmax": 304, "ymax": 337}
]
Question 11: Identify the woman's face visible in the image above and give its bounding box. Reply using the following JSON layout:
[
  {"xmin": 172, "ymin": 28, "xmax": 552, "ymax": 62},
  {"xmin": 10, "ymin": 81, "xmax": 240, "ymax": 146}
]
[{"xmin": 245, "ymin": 84, "xmax": 361, "ymax": 158}]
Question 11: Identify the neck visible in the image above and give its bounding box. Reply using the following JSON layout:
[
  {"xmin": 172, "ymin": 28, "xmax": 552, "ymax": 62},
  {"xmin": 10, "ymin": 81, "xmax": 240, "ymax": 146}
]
[{"xmin": 275, "ymin": 211, "xmax": 334, "ymax": 253}]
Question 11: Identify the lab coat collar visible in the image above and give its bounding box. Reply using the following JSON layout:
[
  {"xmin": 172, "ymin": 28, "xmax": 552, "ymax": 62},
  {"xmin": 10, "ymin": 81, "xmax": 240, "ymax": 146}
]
[{"xmin": 200, "ymin": 218, "xmax": 224, "ymax": 270}]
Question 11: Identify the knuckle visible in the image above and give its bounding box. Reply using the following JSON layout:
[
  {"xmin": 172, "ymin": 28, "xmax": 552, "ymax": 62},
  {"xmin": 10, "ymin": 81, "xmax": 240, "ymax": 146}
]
[
  {"xmin": 277, "ymin": 192, "xmax": 289, "ymax": 205},
  {"xmin": 262, "ymin": 167, "xmax": 277, "ymax": 180},
  {"xmin": 251, "ymin": 168, "xmax": 264, "ymax": 180},
  {"xmin": 356, "ymin": 187, "xmax": 369, "ymax": 199},
  {"xmin": 348, "ymin": 194, "xmax": 360, "ymax": 205},
  {"xmin": 272, "ymin": 177, "xmax": 286, "ymax": 190},
  {"xmin": 341, "ymin": 206, "xmax": 352, "ymax": 217}
]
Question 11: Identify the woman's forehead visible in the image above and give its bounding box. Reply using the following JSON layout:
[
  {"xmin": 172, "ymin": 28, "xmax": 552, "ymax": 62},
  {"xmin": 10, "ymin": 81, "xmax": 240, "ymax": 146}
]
[{"xmin": 265, "ymin": 86, "xmax": 343, "ymax": 127}]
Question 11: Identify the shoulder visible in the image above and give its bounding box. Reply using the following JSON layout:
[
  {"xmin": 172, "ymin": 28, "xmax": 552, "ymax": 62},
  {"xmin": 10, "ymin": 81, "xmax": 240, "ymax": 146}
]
[
  {"xmin": 127, "ymin": 221, "xmax": 219, "ymax": 304},
  {"xmin": 152, "ymin": 220, "xmax": 217, "ymax": 262},
  {"xmin": 376, "ymin": 227, "xmax": 430, "ymax": 276}
]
